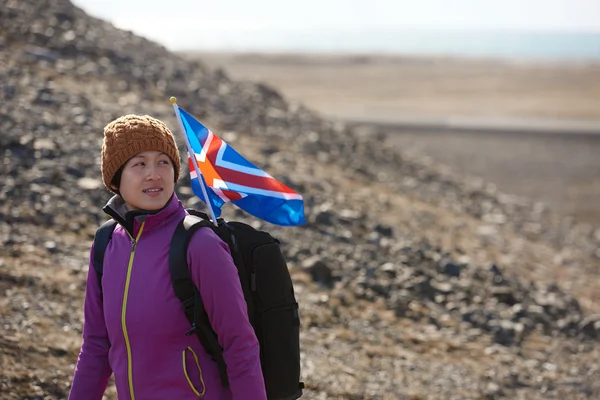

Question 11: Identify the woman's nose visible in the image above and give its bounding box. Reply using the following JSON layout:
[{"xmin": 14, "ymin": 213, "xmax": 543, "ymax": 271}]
[{"xmin": 145, "ymin": 165, "xmax": 161, "ymax": 180}]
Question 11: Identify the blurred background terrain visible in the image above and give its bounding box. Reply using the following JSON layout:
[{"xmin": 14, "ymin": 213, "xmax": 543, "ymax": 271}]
[
  {"xmin": 1, "ymin": 0, "xmax": 600, "ymax": 399},
  {"xmin": 192, "ymin": 52, "xmax": 600, "ymax": 225}
]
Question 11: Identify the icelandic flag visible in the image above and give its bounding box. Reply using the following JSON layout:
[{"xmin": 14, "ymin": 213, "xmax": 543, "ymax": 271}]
[{"xmin": 176, "ymin": 106, "xmax": 306, "ymax": 226}]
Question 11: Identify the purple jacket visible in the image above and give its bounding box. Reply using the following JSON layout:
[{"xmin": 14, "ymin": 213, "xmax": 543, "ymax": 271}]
[{"xmin": 69, "ymin": 194, "xmax": 266, "ymax": 399}]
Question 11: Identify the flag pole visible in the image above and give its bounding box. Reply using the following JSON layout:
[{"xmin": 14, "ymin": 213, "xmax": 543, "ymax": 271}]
[{"xmin": 170, "ymin": 97, "xmax": 218, "ymax": 226}]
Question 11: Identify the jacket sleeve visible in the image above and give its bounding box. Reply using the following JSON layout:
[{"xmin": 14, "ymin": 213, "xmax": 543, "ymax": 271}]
[
  {"xmin": 188, "ymin": 228, "xmax": 267, "ymax": 400},
  {"xmin": 69, "ymin": 246, "xmax": 112, "ymax": 400}
]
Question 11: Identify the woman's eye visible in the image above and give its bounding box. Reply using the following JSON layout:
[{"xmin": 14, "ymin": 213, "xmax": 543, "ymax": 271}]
[
  {"xmin": 134, "ymin": 162, "xmax": 144, "ymax": 167},
  {"xmin": 159, "ymin": 160, "xmax": 170, "ymax": 165}
]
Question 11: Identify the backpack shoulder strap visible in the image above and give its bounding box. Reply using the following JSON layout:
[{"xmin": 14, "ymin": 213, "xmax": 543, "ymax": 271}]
[
  {"xmin": 169, "ymin": 215, "xmax": 231, "ymax": 388},
  {"xmin": 169, "ymin": 215, "xmax": 214, "ymax": 321},
  {"xmin": 92, "ymin": 219, "xmax": 118, "ymax": 292}
]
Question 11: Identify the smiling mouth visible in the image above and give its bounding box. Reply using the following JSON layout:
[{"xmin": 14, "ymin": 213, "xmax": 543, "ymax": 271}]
[{"xmin": 143, "ymin": 188, "xmax": 163, "ymax": 193}]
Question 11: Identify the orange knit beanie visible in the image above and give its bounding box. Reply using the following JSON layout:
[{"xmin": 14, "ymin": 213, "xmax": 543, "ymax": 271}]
[{"xmin": 101, "ymin": 114, "xmax": 181, "ymax": 192}]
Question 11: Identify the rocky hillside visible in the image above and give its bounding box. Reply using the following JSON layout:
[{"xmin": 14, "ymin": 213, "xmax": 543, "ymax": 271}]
[{"xmin": 1, "ymin": 0, "xmax": 600, "ymax": 399}]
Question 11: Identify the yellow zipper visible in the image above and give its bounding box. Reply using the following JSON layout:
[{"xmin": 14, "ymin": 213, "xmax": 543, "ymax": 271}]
[
  {"xmin": 182, "ymin": 346, "xmax": 206, "ymax": 397},
  {"xmin": 122, "ymin": 221, "xmax": 145, "ymax": 400}
]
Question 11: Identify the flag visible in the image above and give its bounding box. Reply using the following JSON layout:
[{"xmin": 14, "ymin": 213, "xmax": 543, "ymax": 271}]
[{"xmin": 176, "ymin": 106, "xmax": 306, "ymax": 226}]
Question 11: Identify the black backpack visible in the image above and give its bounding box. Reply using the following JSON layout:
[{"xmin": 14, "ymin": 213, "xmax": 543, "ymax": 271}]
[{"xmin": 92, "ymin": 209, "xmax": 303, "ymax": 400}]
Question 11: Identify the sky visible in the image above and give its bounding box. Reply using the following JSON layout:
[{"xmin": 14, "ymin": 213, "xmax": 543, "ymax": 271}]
[{"xmin": 72, "ymin": 0, "xmax": 600, "ymax": 52}]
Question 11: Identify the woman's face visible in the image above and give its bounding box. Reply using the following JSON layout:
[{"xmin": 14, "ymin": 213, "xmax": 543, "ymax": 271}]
[{"xmin": 116, "ymin": 150, "xmax": 176, "ymax": 211}]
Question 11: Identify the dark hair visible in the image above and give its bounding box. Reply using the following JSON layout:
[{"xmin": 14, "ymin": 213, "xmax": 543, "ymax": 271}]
[{"xmin": 111, "ymin": 165, "xmax": 124, "ymax": 194}]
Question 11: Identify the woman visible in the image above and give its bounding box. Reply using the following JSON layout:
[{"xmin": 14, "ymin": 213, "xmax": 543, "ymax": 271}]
[{"xmin": 69, "ymin": 114, "xmax": 266, "ymax": 400}]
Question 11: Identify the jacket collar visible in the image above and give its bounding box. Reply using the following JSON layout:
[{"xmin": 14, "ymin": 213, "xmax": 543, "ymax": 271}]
[{"xmin": 103, "ymin": 193, "xmax": 186, "ymax": 237}]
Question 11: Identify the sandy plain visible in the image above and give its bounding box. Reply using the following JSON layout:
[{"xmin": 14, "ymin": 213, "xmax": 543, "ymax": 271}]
[{"xmin": 187, "ymin": 52, "xmax": 600, "ymax": 225}]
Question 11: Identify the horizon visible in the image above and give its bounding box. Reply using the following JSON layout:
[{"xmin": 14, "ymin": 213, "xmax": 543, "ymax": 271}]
[{"xmin": 71, "ymin": 0, "xmax": 600, "ymax": 58}]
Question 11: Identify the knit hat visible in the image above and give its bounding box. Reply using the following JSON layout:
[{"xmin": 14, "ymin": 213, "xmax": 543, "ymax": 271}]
[{"xmin": 101, "ymin": 114, "xmax": 181, "ymax": 192}]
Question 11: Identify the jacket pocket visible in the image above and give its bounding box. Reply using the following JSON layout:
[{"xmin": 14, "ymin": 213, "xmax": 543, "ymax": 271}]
[{"xmin": 182, "ymin": 346, "xmax": 205, "ymax": 397}]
